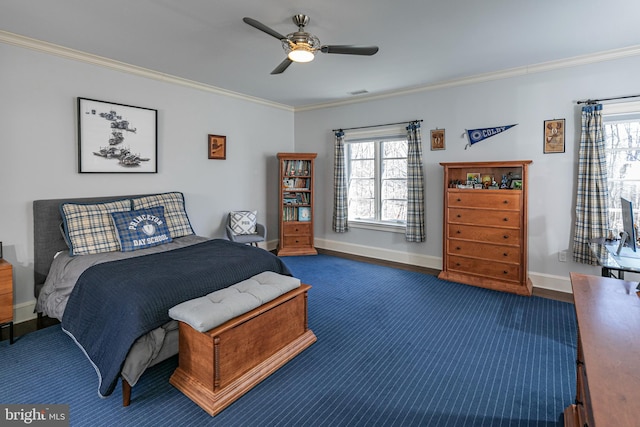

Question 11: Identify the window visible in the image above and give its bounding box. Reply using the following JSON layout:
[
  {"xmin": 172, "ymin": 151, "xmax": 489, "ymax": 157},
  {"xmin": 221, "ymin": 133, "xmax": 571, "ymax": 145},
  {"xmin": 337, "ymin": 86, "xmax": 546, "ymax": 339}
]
[
  {"xmin": 345, "ymin": 126, "xmax": 407, "ymax": 229},
  {"xmin": 604, "ymin": 101, "xmax": 640, "ymax": 234}
]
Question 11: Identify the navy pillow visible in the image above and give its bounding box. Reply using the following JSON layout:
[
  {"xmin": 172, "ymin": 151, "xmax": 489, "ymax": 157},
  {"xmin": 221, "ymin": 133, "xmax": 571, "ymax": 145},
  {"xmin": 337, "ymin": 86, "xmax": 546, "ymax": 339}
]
[{"xmin": 110, "ymin": 206, "xmax": 173, "ymax": 252}]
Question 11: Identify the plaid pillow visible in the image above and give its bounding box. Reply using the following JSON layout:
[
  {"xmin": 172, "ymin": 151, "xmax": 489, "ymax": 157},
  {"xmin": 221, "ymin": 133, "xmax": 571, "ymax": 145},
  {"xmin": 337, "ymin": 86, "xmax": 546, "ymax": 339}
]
[
  {"xmin": 60, "ymin": 199, "xmax": 131, "ymax": 256},
  {"xmin": 111, "ymin": 206, "xmax": 172, "ymax": 252},
  {"xmin": 229, "ymin": 211, "xmax": 257, "ymax": 235},
  {"xmin": 131, "ymin": 192, "xmax": 194, "ymax": 238}
]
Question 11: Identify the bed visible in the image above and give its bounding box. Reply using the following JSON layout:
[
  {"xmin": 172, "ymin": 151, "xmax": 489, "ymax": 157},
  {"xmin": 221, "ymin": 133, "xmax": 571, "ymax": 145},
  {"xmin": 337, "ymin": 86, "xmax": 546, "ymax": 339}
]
[{"xmin": 33, "ymin": 192, "xmax": 314, "ymax": 408}]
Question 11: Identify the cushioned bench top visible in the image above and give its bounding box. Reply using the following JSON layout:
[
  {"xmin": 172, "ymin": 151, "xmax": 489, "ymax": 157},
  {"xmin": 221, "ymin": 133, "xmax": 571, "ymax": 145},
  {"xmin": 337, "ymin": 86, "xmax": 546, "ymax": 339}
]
[{"xmin": 168, "ymin": 271, "xmax": 301, "ymax": 332}]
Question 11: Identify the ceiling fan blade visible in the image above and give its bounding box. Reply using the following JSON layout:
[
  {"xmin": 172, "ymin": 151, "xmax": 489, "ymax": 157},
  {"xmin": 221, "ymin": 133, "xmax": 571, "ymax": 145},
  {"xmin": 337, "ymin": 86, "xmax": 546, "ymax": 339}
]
[
  {"xmin": 243, "ymin": 17, "xmax": 287, "ymax": 40},
  {"xmin": 271, "ymin": 58, "xmax": 293, "ymax": 75},
  {"xmin": 320, "ymin": 45, "xmax": 379, "ymax": 56}
]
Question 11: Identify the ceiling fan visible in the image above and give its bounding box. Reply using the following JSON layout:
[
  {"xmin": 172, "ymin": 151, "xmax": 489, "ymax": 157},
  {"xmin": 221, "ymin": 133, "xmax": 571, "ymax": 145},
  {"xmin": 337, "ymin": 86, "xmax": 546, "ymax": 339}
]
[{"xmin": 243, "ymin": 14, "xmax": 379, "ymax": 75}]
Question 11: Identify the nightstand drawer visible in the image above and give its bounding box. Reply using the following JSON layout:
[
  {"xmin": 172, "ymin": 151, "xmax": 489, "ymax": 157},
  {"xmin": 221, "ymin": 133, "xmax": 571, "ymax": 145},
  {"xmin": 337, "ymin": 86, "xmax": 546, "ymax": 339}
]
[
  {"xmin": 0, "ymin": 264, "xmax": 11, "ymax": 294},
  {"xmin": 0, "ymin": 292, "xmax": 12, "ymax": 323}
]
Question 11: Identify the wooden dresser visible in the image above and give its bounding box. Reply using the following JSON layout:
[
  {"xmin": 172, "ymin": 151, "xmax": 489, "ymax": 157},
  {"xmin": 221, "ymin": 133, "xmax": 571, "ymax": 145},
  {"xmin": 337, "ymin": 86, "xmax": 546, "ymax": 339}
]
[
  {"xmin": 0, "ymin": 259, "xmax": 13, "ymax": 344},
  {"xmin": 438, "ymin": 161, "xmax": 532, "ymax": 295},
  {"xmin": 565, "ymin": 272, "xmax": 640, "ymax": 426}
]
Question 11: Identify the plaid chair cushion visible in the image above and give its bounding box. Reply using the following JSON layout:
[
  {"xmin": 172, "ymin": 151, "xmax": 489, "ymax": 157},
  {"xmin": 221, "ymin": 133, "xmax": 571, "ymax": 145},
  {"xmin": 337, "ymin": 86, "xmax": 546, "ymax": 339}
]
[
  {"xmin": 229, "ymin": 211, "xmax": 257, "ymax": 235},
  {"xmin": 131, "ymin": 192, "xmax": 194, "ymax": 238},
  {"xmin": 60, "ymin": 199, "xmax": 131, "ymax": 256},
  {"xmin": 111, "ymin": 206, "xmax": 172, "ymax": 252}
]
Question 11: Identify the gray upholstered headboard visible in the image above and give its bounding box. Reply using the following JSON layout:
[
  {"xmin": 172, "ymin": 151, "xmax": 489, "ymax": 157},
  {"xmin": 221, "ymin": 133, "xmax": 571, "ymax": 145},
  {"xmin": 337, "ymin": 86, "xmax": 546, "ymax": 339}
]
[{"xmin": 33, "ymin": 194, "xmax": 152, "ymax": 298}]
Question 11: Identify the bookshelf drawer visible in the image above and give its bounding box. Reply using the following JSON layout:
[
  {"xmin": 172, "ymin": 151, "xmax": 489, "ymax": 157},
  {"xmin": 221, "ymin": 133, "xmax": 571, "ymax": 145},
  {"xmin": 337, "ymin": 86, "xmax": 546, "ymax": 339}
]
[
  {"xmin": 283, "ymin": 223, "xmax": 311, "ymax": 236},
  {"xmin": 282, "ymin": 236, "xmax": 313, "ymax": 247}
]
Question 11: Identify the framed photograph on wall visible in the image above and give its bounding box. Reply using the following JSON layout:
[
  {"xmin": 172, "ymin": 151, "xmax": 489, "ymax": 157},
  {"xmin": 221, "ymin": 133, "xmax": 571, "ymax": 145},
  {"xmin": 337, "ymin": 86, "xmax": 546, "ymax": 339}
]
[
  {"xmin": 543, "ymin": 118, "xmax": 565, "ymax": 153},
  {"xmin": 208, "ymin": 134, "xmax": 226, "ymax": 160},
  {"xmin": 430, "ymin": 129, "xmax": 445, "ymax": 150},
  {"xmin": 78, "ymin": 98, "xmax": 157, "ymax": 173}
]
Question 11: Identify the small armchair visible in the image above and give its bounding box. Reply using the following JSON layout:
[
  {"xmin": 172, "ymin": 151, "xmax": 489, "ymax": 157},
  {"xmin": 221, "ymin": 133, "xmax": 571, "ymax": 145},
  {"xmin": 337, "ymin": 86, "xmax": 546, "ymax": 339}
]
[{"xmin": 226, "ymin": 211, "xmax": 266, "ymax": 247}]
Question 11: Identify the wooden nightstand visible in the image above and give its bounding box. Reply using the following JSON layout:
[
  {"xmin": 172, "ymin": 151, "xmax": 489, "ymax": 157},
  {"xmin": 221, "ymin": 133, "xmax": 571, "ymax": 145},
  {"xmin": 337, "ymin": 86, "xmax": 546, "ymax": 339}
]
[{"xmin": 0, "ymin": 259, "xmax": 13, "ymax": 344}]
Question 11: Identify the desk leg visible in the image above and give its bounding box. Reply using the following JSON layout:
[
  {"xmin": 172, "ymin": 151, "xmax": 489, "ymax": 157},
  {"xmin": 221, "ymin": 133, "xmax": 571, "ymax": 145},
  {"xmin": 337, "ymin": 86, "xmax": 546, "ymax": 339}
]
[{"xmin": 602, "ymin": 267, "xmax": 624, "ymax": 280}]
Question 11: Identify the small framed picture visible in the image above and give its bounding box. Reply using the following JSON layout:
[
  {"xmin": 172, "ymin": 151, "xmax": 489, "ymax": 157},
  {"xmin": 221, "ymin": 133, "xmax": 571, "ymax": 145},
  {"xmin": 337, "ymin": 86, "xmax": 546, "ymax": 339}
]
[
  {"xmin": 298, "ymin": 207, "xmax": 311, "ymax": 222},
  {"xmin": 543, "ymin": 119, "xmax": 565, "ymax": 153},
  {"xmin": 208, "ymin": 134, "xmax": 226, "ymax": 160},
  {"xmin": 510, "ymin": 179, "xmax": 523, "ymax": 189},
  {"xmin": 430, "ymin": 129, "xmax": 445, "ymax": 150},
  {"xmin": 466, "ymin": 172, "xmax": 481, "ymax": 184}
]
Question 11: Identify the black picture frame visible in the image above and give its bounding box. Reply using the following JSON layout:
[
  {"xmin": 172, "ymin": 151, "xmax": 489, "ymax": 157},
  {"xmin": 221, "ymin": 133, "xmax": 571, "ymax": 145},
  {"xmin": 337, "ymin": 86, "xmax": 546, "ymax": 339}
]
[{"xmin": 78, "ymin": 97, "xmax": 158, "ymax": 173}]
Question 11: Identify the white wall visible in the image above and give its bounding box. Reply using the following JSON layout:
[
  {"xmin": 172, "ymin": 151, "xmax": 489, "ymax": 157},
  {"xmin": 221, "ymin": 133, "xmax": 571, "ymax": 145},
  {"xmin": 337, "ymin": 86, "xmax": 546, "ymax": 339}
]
[
  {"xmin": 0, "ymin": 42, "xmax": 294, "ymax": 320},
  {"xmin": 294, "ymin": 54, "xmax": 640, "ymax": 293},
  {"xmin": 4, "ymin": 39, "xmax": 640, "ymax": 322}
]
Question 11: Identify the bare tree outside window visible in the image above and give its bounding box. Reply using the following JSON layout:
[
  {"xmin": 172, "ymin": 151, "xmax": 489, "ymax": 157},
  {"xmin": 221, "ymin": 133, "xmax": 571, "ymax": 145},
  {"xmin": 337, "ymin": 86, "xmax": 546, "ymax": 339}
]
[
  {"xmin": 346, "ymin": 137, "xmax": 407, "ymax": 225},
  {"xmin": 604, "ymin": 113, "xmax": 640, "ymax": 235}
]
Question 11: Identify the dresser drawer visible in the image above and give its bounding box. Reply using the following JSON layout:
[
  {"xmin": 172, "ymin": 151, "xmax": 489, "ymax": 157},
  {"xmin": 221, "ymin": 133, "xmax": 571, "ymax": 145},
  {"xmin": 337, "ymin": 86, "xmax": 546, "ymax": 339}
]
[
  {"xmin": 447, "ymin": 192, "xmax": 521, "ymax": 210},
  {"xmin": 447, "ymin": 255, "xmax": 520, "ymax": 282},
  {"xmin": 449, "ymin": 207, "xmax": 521, "ymax": 227},
  {"xmin": 282, "ymin": 236, "xmax": 313, "ymax": 247},
  {"xmin": 448, "ymin": 224, "xmax": 521, "ymax": 245},
  {"xmin": 447, "ymin": 240, "xmax": 520, "ymax": 263},
  {"xmin": 283, "ymin": 223, "xmax": 312, "ymax": 236}
]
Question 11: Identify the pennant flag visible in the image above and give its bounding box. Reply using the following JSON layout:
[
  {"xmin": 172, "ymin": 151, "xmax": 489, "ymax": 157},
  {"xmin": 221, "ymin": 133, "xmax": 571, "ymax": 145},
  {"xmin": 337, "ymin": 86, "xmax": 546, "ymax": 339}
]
[{"xmin": 465, "ymin": 124, "xmax": 517, "ymax": 149}]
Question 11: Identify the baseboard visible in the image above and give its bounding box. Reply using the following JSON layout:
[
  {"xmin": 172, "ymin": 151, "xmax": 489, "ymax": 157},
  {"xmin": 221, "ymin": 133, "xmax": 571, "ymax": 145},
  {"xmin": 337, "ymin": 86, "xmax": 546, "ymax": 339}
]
[{"xmin": 313, "ymin": 237, "xmax": 573, "ymax": 300}]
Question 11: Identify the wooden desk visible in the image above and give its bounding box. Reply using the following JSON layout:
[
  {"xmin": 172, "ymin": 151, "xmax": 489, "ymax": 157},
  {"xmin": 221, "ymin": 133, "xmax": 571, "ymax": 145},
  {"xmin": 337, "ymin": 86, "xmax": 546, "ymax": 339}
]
[{"xmin": 565, "ymin": 273, "xmax": 640, "ymax": 426}]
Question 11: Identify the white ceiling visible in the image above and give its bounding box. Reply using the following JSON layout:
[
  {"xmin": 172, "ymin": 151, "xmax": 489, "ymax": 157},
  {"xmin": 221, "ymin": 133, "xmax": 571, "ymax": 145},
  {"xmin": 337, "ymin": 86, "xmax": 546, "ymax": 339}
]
[{"xmin": 2, "ymin": 0, "xmax": 639, "ymax": 108}]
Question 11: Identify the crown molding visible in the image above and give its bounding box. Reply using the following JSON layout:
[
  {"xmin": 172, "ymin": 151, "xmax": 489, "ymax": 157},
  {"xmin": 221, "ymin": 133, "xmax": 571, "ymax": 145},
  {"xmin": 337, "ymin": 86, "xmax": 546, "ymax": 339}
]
[
  {"xmin": 294, "ymin": 44, "xmax": 640, "ymax": 112},
  {"xmin": 2, "ymin": 30, "xmax": 639, "ymax": 114},
  {"xmin": 0, "ymin": 30, "xmax": 293, "ymax": 112}
]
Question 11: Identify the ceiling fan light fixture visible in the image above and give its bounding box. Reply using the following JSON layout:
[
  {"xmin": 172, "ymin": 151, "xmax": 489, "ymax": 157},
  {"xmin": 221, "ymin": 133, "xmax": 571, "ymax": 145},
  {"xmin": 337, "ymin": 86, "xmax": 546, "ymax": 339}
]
[{"xmin": 288, "ymin": 45, "xmax": 315, "ymax": 62}]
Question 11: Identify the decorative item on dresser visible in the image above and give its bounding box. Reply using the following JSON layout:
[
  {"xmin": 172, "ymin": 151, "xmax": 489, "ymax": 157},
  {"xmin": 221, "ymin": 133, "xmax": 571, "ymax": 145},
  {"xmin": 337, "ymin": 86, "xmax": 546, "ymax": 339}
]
[
  {"xmin": 564, "ymin": 273, "xmax": 640, "ymax": 427},
  {"xmin": 277, "ymin": 153, "xmax": 317, "ymax": 256},
  {"xmin": 439, "ymin": 160, "xmax": 533, "ymax": 296},
  {"xmin": 0, "ymin": 259, "xmax": 13, "ymax": 344}
]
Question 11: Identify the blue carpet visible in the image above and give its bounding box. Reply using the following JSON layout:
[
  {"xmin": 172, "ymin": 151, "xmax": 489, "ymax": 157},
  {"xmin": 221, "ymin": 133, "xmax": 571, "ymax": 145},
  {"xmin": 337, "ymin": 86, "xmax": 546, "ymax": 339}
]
[{"xmin": 0, "ymin": 255, "xmax": 576, "ymax": 426}]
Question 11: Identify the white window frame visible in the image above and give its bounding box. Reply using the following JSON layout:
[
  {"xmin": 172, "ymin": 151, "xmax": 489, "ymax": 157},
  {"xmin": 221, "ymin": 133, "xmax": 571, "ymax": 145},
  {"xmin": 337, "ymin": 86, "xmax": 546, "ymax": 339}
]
[{"xmin": 344, "ymin": 125, "xmax": 407, "ymax": 233}]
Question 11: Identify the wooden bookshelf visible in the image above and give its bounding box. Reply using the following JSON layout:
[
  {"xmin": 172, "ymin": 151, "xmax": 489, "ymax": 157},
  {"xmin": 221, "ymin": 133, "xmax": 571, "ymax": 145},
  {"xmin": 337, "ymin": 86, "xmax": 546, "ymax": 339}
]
[{"xmin": 277, "ymin": 153, "xmax": 317, "ymax": 256}]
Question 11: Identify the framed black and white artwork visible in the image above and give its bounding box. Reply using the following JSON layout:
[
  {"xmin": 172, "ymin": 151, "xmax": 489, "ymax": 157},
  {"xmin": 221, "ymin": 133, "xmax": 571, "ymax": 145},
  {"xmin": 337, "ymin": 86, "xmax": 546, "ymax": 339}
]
[{"xmin": 77, "ymin": 97, "xmax": 158, "ymax": 173}]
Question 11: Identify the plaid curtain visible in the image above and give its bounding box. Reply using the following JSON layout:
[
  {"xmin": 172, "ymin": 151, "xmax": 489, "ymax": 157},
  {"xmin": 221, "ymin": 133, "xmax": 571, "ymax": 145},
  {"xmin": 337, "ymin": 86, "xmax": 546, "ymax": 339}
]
[
  {"xmin": 405, "ymin": 122, "xmax": 425, "ymax": 242},
  {"xmin": 332, "ymin": 131, "xmax": 349, "ymax": 233},
  {"xmin": 572, "ymin": 104, "xmax": 609, "ymax": 264}
]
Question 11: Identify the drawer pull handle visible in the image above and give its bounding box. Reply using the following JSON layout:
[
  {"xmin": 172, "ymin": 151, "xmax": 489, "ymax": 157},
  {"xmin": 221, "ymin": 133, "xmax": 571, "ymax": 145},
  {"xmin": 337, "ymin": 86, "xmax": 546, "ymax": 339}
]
[
  {"xmin": 455, "ymin": 263, "xmax": 461, "ymax": 267},
  {"xmin": 503, "ymin": 218, "xmax": 508, "ymax": 222},
  {"xmin": 455, "ymin": 246, "xmax": 461, "ymax": 250},
  {"xmin": 457, "ymin": 214, "xmax": 461, "ymax": 218},
  {"xmin": 456, "ymin": 230, "xmax": 461, "ymax": 234},
  {"xmin": 503, "ymin": 200, "xmax": 509, "ymax": 204},
  {"xmin": 456, "ymin": 198, "xmax": 461, "ymax": 202},
  {"xmin": 503, "ymin": 235, "xmax": 509, "ymax": 239},
  {"xmin": 503, "ymin": 270, "xmax": 509, "ymax": 275},
  {"xmin": 503, "ymin": 253, "xmax": 508, "ymax": 257}
]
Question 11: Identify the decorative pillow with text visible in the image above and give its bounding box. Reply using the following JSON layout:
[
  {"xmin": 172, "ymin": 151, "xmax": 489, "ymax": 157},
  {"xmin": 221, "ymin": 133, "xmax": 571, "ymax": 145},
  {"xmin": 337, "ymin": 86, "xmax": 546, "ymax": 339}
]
[
  {"xmin": 111, "ymin": 206, "xmax": 173, "ymax": 252},
  {"xmin": 229, "ymin": 211, "xmax": 257, "ymax": 235}
]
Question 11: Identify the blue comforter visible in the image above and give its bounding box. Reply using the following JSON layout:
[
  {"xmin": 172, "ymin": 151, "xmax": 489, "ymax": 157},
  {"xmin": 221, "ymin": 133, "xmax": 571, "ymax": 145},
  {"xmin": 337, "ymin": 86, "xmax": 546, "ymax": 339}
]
[{"xmin": 61, "ymin": 239, "xmax": 291, "ymax": 397}]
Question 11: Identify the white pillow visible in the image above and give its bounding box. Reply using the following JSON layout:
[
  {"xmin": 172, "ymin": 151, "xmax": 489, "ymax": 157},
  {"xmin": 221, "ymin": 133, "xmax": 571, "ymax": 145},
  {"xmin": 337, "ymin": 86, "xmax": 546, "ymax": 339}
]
[{"xmin": 229, "ymin": 211, "xmax": 257, "ymax": 235}]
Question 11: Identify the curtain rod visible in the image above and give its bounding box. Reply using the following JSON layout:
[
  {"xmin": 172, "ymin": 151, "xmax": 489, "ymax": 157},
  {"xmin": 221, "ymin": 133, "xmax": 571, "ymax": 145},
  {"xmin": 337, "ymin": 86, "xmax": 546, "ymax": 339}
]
[
  {"xmin": 332, "ymin": 119, "xmax": 423, "ymax": 132},
  {"xmin": 576, "ymin": 94, "xmax": 640, "ymax": 105}
]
